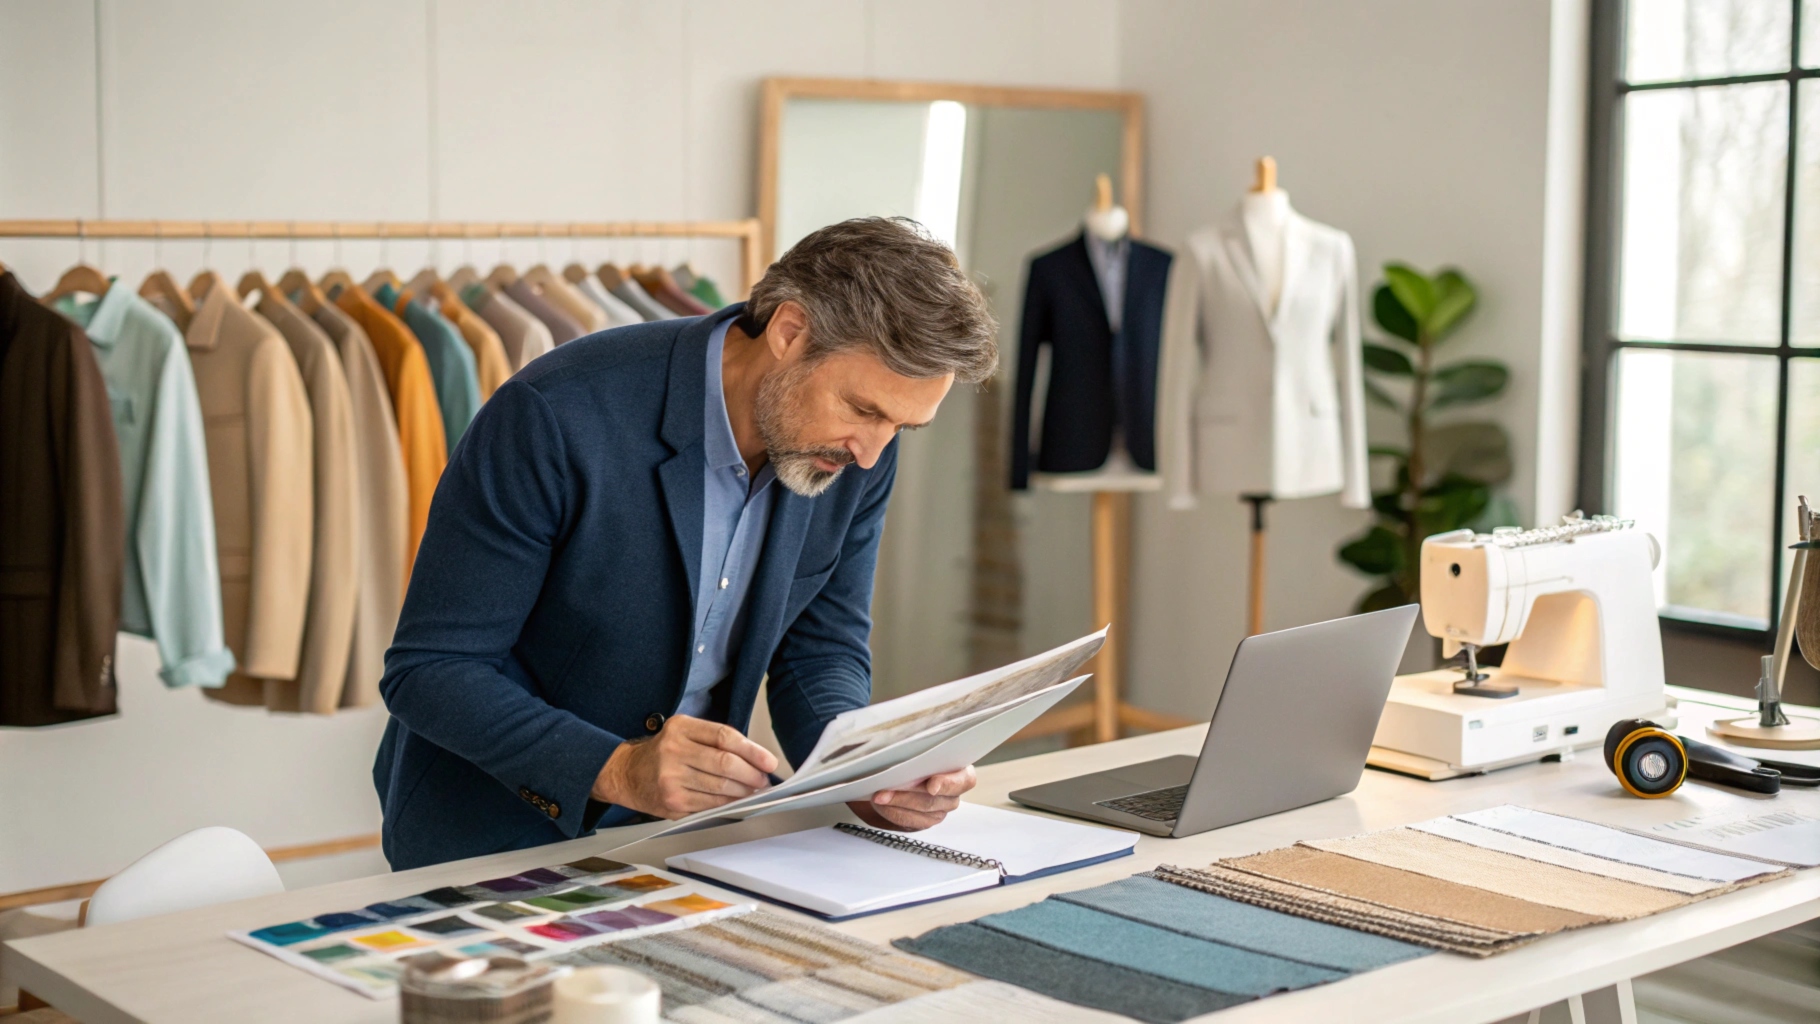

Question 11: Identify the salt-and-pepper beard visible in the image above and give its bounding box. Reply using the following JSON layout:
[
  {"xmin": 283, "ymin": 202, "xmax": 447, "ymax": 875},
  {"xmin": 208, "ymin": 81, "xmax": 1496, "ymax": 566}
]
[{"xmin": 754, "ymin": 358, "xmax": 856, "ymax": 497}]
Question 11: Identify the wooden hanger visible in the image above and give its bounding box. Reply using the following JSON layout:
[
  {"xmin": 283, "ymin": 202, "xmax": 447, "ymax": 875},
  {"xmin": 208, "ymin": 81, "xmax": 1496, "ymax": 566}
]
[
  {"xmin": 405, "ymin": 267, "xmax": 441, "ymax": 297},
  {"xmin": 1251, "ymin": 155, "xmax": 1278, "ymax": 193},
  {"xmin": 597, "ymin": 263, "xmax": 628, "ymax": 290},
  {"xmin": 363, "ymin": 268, "xmax": 404, "ymax": 296},
  {"xmin": 236, "ymin": 268, "xmax": 281, "ymax": 305},
  {"xmin": 276, "ymin": 268, "xmax": 326, "ymax": 313},
  {"xmin": 562, "ymin": 262, "xmax": 590, "ymax": 285},
  {"xmin": 187, "ymin": 269, "xmax": 234, "ymax": 304},
  {"xmin": 139, "ymin": 269, "xmax": 195, "ymax": 330},
  {"xmin": 447, "ymin": 265, "xmax": 482, "ymax": 292},
  {"xmin": 486, "ymin": 264, "xmax": 519, "ymax": 288},
  {"xmin": 44, "ymin": 262, "xmax": 111, "ymax": 305},
  {"xmin": 319, "ymin": 268, "xmax": 357, "ymax": 295}
]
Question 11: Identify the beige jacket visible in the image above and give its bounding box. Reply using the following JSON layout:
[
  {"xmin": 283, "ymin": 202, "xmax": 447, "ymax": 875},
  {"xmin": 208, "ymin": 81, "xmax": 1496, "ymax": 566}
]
[
  {"xmin": 312, "ymin": 300, "xmax": 407, "ymax": 708},
  {"xmin": 187, "ymin": 287, "xmax": 314, "ymax": 702},
  {"xmin": 258, "ymin": 295, "xmax": 360, "ymax": 714}
]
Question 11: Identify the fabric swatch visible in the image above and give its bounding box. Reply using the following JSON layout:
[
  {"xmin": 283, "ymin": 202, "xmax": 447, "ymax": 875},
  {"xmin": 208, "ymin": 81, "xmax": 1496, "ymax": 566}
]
[
  {"xmin": 740, "ymin": 975, "xmax": 885, "ymax": 1020},
  {"xmin": 1229, "ymin": 845, "xmax": 1605, "ymax": 934},
  {"xmin": 1408, "ymin": 816, "xmax": 1728, "ymax": 894},
  {"xmin": 1304, "ymin": 828, "xmax": 1694, "ymax": 918},
  {"xmin": 1455, "ymin": 806, "xmax": 1783, "ymax": 883},
  {"xmin": 896, "ymin": 922, "xmax": 1253, "ymax": 1023},
  {"xmin": 1054, "ymin": 875, "xmax": 1429, "ymax": 972},
  {"xmin": 973, "ymin": 898, "xmax": 1343, "ymax": 995},
  {"xmin": 1150, "ymin": 864, "xmax": 1539, "ymax": 957}
]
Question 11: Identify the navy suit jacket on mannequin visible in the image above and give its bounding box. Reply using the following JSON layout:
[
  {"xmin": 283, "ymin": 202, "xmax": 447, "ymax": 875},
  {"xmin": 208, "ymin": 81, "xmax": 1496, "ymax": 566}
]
[{"xmin": 374, "ymin": 304, "xmax": 894, "ymax": 870}]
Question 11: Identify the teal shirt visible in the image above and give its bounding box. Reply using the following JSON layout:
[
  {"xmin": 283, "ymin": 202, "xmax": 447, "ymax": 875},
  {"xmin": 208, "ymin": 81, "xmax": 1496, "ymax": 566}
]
[
  {"xmin": 376, "ymin": 284, "xmax": 481, "ymax": 451},
  {"xmin": 59, "ymin": 285, "xmax": 236, "ymax": 688}
]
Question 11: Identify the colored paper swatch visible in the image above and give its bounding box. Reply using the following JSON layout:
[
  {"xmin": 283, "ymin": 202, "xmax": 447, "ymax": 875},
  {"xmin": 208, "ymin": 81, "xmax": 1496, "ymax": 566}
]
[
  {"xmin": 579, "ymin": 907, "xmax": 674, "ymax": 931},
  {"xmin": 519, "ymin": 867, "xmax": 572, "ymax": 884},
  {"xmin": 249, "ymin": 921, "xmax": 329, "ymax": 946},
  {"xmin": 409, "ymin": 915, "xmax": 485, "ymax": 937},
  {"xmin": 459, "ymin": 938, "xmax": 545, "ymax": 957},
  {"xmin": 523, "ymin": 888, "xmax": 619, "ymax": 912},
  {"xmin": 299, "ymin": 943, "xmax": 363, "ymax": 964},
  {"xmin": 971, "ymin": 899, "xmax": 1343, "ymax": 996},
  {"xmin": 896, "ymin": 922, "xmax": 1251, "ymax": 1024},
  {"xmin": 642, "ymin": 894, "xmax": 730, "ymax": 917},
  {"xmin": 350, "ymin": 929, "xmax": 432, "ymax": 952},
  {"xmin": 475, "ymin": 875, "xmax": 540, "ymax": 893},
  {"xmin": 1055, "ymin": 876, "xmax": 1430, "ymax": 972},
  {"xmin": 563, "ymin": 857, "xmax": 630, "ymax": 876},
  {"xmin": 471, "ymin": 902, "xmax": 542, "ymax": 922},
  {"xmin": 527, "ymin": 920, "xmax": 601, "ymax": 942},
  {"xmin": 415, "ymin": 886, "xmax": 476, "ymax": 908},
  {"xmin": 609, "ymin": 874, "xmax": 678, "ymax": 893},
  {"xmin": 336, "ymin": 960, "xmax": 404, "ymax": 990},
  {"xmin": 363, "ymin": 902, "xmax": 426, "ymax": 920}
]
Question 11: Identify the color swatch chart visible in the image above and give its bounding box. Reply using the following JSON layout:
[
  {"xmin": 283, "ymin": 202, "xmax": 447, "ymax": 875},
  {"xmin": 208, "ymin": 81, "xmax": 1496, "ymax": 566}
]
[{"xmin": 229, "ymin": 859, "xmax": 746, "ymax": 998}]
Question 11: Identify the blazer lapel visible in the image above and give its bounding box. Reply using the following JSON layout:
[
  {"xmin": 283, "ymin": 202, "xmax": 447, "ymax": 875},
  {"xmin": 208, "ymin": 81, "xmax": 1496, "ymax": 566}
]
[
  {"xmin": 1220, "ymin": 221, "xmax": 1274, "ymax": 332},
  {"xmin": 1272, "ymin": 213, "xmax": 1310, "ymax": 335},
  {"xmin": 1058, "ymin": 233, "xmax": 1113, "ymax": 335},
  {"xmin": 656, "ymin": 306, "xmax": 743, "ymax": 625}
]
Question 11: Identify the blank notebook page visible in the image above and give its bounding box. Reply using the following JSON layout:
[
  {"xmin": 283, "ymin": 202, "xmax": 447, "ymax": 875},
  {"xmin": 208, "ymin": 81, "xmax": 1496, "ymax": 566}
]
[
  {"xmin": 904, "ymin": 803, "xmax": 1138, "ymax": 878},
  {"xmin": 670, "ymin": 827, "xmax": 998, "ymax": 917}
]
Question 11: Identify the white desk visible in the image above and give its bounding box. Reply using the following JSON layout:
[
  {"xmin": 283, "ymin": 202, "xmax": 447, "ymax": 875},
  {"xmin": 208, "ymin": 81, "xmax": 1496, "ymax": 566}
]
[{"xmin": 6, "ymin": 688, "xmax": 1817, "ymax": 1024}]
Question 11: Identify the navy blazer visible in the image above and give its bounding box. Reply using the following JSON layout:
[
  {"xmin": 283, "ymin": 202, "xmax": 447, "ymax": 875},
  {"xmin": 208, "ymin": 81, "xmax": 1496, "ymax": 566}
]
[
  {"xmin": 374, "ymin": 305, "xmax": 894, "ymax": 870},
  {"xmin": 1010, "ymin": 233, "xmax": 1172, "ymax": 488}
]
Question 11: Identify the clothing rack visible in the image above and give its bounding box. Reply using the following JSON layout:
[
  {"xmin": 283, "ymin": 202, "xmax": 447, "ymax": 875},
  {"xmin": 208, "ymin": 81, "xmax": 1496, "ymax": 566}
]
[{"xmin": 0, "ymin": 217, "xmax": 766, "ymax": 297}]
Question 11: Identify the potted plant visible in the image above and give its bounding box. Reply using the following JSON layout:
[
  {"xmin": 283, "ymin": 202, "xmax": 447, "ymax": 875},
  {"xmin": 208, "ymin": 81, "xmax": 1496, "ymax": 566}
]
[{"xmin": 1338, "ymin": 263, "xmax": 1516, "ymax": 613}]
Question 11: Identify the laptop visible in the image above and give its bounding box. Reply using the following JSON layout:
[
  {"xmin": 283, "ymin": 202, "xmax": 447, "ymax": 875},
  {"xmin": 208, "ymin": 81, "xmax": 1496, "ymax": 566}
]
[{"xmin": 1010, "ymin": 604, "xmax": 1419, "ymax": 837}]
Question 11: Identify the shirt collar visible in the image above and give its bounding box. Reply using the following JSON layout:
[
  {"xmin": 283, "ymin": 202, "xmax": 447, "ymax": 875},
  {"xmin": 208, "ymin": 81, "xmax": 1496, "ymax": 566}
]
[
  {"xmin": 703, "ymin": 316, "xmax": 743, "ymax": 471},
  {"xmin": 1085, "ymin": 230, "xmax": 1129, "ymax": 268},
  {"xmin": 56, "ymin": 277, "xmax": 133, "ymax": 348},
  {"xmin": 186, "ymin": 283, "xmax": 231, "ymax": 351}
]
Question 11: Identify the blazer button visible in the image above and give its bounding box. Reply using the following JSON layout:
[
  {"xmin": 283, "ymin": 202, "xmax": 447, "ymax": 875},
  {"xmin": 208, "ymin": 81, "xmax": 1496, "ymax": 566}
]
[
  {"xmin": 645, "ymin": 713, "xmax": 665, "ymax": 733},
  {"xmin": 546, "ymin": 803, "xmax": 561, "ymax": 819},
  {"xmin": 519, "ymin": 788, "xmax": 531, "ymax": 800}
]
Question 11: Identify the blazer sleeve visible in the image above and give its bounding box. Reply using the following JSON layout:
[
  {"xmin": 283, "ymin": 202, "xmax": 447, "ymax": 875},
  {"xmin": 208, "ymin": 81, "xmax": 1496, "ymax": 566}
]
[
  {"xmin": 1159, "ymin": 252, "xmax": 1205, "ymax": 511},
  {"xmin": 240, "ymin": 335, "xmax": 314, "ymax": 679},
  {"xmin": 1332, "ymin": 233, "xmax": 1370, "ymax": 510},
  {"xmin": 764, "ymin": 439, "xmax": 898, "ymax": 768},
  {"xmin": 1008, "ymin": 262, "xmax": 1050, "ymax": 490},
  {"xmin": 379, "ymin": 380, "xmax": 621, "ymax": 840},
  {"xmin": 52, "ymin": 319, "xmax": 125, "ymax": 714},
  {"xmin": 139, "ymin": 341, "xmax": 236, "ymax": 687}
]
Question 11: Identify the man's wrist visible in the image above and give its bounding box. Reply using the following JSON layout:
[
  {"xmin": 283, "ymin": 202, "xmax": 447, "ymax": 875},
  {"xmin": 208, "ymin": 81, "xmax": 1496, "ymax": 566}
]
[{"xmin": 591, "ymin": 740, "xmax": 635, "ymax": 804}]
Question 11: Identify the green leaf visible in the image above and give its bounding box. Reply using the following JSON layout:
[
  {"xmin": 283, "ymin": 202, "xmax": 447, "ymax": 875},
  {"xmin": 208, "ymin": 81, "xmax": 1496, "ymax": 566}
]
[
  {"xmin": 1427, "ymin": 269, "xmax": 1477, "ymax": 341},
  {"xmin": 1420, "ymin": 421, "xmax": 1511, "ymax": 487},
  {"xmin": 1357, "ymin": 582, "xmax": 1412, "ymax": 614},
  {"xmin": 1384, "ymin": 264, "xmax": 1438, "ymax": 323},
  {"xmin": 1373, "ymin": 284, "xmax": 1420, "ymax": 342},
  {"xmin": 1362, "ymin": 342, "xmax": 1414, "ymax": 375},
  {"xmin": 1339, "ymin": 525, "xmax": 1404, "ymax": 577},
  {"xmin": 1371, "ymin": 489, "xmax": 1409, "ymax": 523},
  {"xmin": 1364, "ymin": 378, "xmax": 1401, "ymax": 411},
  {"xmin": 1428, "ymin": 360, "xmax": 1509, "ymax": 409},
  {"xmin": 1415, "ymin": 475, "xmax": 1491, "ymax": 534}
]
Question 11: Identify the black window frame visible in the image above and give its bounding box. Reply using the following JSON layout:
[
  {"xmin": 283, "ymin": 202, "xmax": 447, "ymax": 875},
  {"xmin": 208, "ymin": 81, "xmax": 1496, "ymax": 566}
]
[{"xmin": 1579, "ymin": 0, "xmax": 1820, "ymax": 643}]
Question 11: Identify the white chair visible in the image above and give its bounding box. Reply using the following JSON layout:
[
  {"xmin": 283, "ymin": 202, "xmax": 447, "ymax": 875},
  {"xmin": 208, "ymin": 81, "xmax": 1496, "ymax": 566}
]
[{"xmin": 84, "ymin": 826, "xmax": 284, "ymax": 926}]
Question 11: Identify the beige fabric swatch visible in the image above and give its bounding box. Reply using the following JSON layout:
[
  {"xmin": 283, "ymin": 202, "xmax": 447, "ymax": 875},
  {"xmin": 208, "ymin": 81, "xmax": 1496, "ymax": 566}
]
[
  {"xmin": 1151, "ymin": 864, "xmax": 1537, "ymax": 957},
  {"xmin": 1228, "ymin": 845, "xmax": 1605, "ymax": 934},
  {"xmin": 1410, "ymin": 817, "xmax": 1727, "ymax": 895},
  {"xmin": 1304, "ymin": 828, "xmax": 1694, "ymax": 919}
]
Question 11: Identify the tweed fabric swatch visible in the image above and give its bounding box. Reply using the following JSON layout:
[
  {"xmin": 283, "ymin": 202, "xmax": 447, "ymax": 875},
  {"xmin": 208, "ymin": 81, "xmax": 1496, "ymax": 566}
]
[
  {"xmin": 1456, "ymin": 806, "xmax": 1785, "ymax": 883},
  {"xmin": 1149, "ymin": 864, "xmax": 1542, "ymax": 957},
  {"xmin": 971, "ymin": 898, "xmax": 1344, "ymax": 995},
  {"xmin": 1304, "ymin": 828, "xmax": 1695, "ymax": 918},
  {"xmin": 1227, "ymin": 845, "xmax": 1604, "ymax": 934},
  {"xmin": 1408, "ymin": 817, "xmax": 1728, "ymax": 895},
  {"xmin": 1053, "ymin": 875, "xmax": 1430, "ymax": 972},
  {"xmin": 895, "ymin": 923, "xmax": 1251, "ymax": 1023}
]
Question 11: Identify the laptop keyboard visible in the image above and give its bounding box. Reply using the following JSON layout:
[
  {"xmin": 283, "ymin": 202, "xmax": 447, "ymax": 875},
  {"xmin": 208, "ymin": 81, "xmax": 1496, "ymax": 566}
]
[{"xmin": 1095, "ymin": 784, "xmax": 1189, "ymax": 822}]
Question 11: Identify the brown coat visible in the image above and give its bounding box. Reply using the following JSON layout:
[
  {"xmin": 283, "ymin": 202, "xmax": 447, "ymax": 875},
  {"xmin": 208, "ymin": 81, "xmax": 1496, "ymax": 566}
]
[
  {"xmin": 258, "ymin": 295, "xmax": 360, "ymax": 714},
  {"xmin": 187, "ymin": 287, "xmax": 314, "ymax": 704},
  {"xmin": 0, "ymin": 272, "xmax": 125, "ymax": 725}
]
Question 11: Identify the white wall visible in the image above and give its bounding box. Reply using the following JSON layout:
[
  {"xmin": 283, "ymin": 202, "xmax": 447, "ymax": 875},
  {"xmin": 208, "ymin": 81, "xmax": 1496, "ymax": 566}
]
[
  {"xmin": 1116, "ymin": 0, "xmax": 1587, "ymax": 719},
  {"xmin": 0, "ymin": 0, "xmax": 1121, "ymax": 894}
]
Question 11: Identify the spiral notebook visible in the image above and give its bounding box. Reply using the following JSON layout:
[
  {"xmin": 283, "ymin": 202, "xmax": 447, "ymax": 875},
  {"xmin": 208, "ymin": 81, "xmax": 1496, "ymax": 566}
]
[{"xmin": 666, "ymin": 804, "xmax": 1139, "ymax": 919}]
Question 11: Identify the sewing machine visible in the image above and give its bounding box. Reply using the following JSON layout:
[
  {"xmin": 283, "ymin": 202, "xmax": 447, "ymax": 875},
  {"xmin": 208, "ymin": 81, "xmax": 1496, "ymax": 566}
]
[{"xmin": 1367, "ymin": 514, "xmax": 1675, "ymax": 779}]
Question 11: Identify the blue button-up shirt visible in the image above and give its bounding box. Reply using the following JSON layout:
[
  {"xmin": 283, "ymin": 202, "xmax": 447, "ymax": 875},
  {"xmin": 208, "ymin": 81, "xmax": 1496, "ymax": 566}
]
[{"xmin": 676, "ymin": 318, "xmax": 778, "ymax": 718}]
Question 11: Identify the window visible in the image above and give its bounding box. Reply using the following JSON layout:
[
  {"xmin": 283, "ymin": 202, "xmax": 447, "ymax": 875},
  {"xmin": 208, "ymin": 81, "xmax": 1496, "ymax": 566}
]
[{"xmin": 1582, "ymin": 0, "xmax": 1820, "ymax": 635}]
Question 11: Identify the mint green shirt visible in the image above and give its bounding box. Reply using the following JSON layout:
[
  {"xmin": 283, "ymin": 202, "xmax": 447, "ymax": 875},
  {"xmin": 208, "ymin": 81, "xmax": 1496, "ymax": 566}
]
[
  {"xmin": 376, "ymin": 283, "xmax": 481, "ymax": 451},
  {"xmin": 60, "ymin": 285, "xmax": 236, "ymax": 688}
]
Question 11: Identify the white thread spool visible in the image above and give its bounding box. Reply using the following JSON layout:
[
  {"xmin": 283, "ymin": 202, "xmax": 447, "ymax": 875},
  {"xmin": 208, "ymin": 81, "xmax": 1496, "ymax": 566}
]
[{"xmin": 551, "ymin": 966, "xmax": 660, "ymax": 1024}]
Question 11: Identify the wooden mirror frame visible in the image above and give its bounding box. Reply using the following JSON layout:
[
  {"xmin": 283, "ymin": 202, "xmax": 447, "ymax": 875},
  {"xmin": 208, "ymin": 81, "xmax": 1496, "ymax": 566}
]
[{"xmin": 757, "ymin": 77, "xmax": 1146, "ymax": 263}]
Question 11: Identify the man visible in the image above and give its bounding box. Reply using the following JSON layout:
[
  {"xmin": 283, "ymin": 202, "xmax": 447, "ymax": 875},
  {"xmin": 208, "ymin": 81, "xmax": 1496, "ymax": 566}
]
[{"xmin": 375, "ymin": 218, "xmax": 999, "ymax": 870}]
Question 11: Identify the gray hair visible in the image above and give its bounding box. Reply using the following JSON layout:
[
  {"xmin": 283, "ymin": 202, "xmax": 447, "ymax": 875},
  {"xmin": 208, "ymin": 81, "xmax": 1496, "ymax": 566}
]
[{"xmin": 739, "ymin": 217, "xmax": 998, "ymax": 384}]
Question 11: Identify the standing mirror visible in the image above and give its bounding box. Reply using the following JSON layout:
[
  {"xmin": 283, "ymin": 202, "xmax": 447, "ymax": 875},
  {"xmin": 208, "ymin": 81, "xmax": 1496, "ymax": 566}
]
[{"xmin": 759, "ymin": 78, "xmax": 1144, "ymax": 727}]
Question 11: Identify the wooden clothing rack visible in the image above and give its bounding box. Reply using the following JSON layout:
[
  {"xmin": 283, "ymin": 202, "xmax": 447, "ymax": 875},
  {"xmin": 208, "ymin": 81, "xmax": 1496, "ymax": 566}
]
[{"xmin": 0, "ymin": 217, "xmax": 766, "ymax": 296}]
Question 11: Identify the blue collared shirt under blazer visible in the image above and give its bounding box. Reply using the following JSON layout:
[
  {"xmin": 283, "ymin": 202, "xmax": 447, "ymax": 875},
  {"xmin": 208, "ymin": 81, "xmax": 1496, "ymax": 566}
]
[{"xmin": 374, "ymin": 304, "xmax": 896, "ymax": 870}]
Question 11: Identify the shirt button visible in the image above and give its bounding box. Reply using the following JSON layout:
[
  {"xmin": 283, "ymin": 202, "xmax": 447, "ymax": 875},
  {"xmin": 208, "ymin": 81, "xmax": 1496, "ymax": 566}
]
[
  {"xmin": 697, "ymin": 644, "xmax": 706, "ymax": 653},
  {"xmin": 735, "ymin": 466, "xmax": 747, "ymax": 476},
  {"xmin": 719, "ymin": 577, "xmax": 729, "ymax": 589},
  {"xmin": 645, "ymin": 713, "xmax": 665, "ymax": 733}
]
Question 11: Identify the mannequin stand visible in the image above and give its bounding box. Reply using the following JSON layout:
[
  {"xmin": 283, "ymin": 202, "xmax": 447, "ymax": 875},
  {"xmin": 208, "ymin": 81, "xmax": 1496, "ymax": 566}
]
[{"xmin": 1243, "ymin": 494, "xmax": 1274, "ymax": 636}]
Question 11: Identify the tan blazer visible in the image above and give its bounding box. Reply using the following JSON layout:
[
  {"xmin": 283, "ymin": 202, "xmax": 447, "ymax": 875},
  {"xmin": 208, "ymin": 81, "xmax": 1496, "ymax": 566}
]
[
  {"xmin": 187, "ymin": 287, "xmax": 314, "ymax": 702},
  {"xmin": 258, "ymin": 295, "xmax": 360, "ymax": 714},
  {"xmin": 311, "ymin": 301, "xmax": 406, "ymax": 708}
]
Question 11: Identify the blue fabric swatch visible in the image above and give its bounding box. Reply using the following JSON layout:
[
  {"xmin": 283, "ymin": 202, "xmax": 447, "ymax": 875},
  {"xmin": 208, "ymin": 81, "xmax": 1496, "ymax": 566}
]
[
  {"xmin": 896, "ymin": 922, "xmax": 1251, "ymax": 1023},
  {"xmin": 1058, "ymin": 875, "xmax": 1432, "ymax": 972},
  {"xmin": 974, "ymin": 898, "xmax": 1344, "ymax": 996}
]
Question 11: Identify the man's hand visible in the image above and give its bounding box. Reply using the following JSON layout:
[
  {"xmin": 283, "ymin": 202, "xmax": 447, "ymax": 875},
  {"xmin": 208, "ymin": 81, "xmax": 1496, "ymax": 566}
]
[
  {"xmin": 592, "ymin": 715, "xmax": 779, "ymax": 819},
  {"xmin": 848, "ymin": 765, "xmax": 977, "ymax": 831}
]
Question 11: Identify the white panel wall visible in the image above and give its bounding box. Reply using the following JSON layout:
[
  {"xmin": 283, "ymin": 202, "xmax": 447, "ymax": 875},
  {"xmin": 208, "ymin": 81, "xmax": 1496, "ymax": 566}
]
[
  {"xmin": 1116, "ymin": 0, "xmax": 1583, "ymax": 720},
  {"xmin": 0, "ymin": 0, "xmax": 1122, "ymax": 894}
]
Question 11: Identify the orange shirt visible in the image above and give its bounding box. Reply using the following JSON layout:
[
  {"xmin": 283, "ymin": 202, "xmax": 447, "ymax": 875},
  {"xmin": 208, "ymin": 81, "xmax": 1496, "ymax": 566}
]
[{"xmin": 336, "ymin": 287, "xmax": 446, "ymax": 578}]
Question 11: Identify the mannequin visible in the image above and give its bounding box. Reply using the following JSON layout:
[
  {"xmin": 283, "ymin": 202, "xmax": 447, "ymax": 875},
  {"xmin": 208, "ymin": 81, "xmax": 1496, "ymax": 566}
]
[{"xmin": 1240, "ymin": 157, "xmax": 1290, "ymax": 316}]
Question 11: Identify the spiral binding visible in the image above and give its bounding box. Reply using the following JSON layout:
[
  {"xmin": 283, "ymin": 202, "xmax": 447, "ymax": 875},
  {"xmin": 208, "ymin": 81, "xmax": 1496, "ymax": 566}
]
[{"xmin": 833, "ymin": 822, "xmax": 1006, "ymax": 875}]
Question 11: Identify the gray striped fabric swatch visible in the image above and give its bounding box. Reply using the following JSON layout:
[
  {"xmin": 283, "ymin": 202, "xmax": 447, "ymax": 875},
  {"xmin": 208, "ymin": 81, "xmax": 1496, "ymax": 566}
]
[
  {"xmin": 1056, "ymin": 875, "xmax": 1431, "ymax": 972},
  {"xmin": 972, "ymin": 898, "xmax": 1344, "ymax": 995},
  {"xmin": 895, "ymin": 922, "xmax": 1251, "ymax": 1023}
]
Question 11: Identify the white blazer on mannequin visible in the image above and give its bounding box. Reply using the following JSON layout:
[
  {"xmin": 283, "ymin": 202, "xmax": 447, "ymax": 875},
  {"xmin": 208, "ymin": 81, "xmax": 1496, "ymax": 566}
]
[{"xmin": 1158, "ymin": 208, "xmax": 1369, "ymax": 510}]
